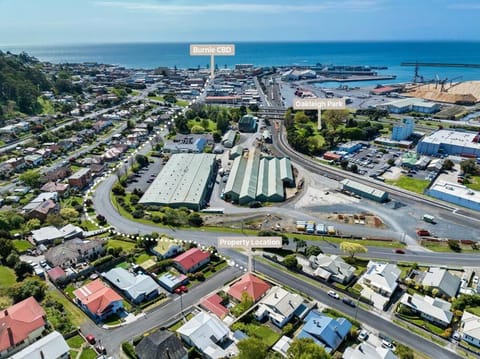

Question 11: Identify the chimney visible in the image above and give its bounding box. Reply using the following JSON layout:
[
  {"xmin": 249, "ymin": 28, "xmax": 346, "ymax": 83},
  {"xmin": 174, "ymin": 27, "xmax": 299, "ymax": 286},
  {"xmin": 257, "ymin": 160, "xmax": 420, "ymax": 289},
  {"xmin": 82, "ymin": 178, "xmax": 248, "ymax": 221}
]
[
  {"xmin": 7, "ymin": 327, "xmax": 14, "ymax": 347},
  {"xmin": 4, "ymin": 310, "xmax": 7, "ymax": 316},
  {"xmin": 40, "ymin": 351, "xmax": 45, "ymax": 359}
]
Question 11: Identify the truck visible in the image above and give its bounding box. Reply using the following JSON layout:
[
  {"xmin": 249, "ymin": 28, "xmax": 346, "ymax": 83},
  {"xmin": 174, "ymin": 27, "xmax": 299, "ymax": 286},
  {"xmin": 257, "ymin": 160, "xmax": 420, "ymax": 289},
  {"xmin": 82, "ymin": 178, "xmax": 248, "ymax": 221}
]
[
  {"xmin": 296, "ymin": 221, "xmax": 307, "ymax": 231},
  {"xmin": 327, "ymin": 226, "xmax": 336, "ymax": 235},
  {"xmin": 306, "ymin": 223, "xmax": 315, "ymax": 234},
  {"xmin": 422, "ymin": 214, "xmax": 435, "ymax": 224},
  {"xmin": 316, "ymin": 224, "xmax": 327, "ymax": 235}
]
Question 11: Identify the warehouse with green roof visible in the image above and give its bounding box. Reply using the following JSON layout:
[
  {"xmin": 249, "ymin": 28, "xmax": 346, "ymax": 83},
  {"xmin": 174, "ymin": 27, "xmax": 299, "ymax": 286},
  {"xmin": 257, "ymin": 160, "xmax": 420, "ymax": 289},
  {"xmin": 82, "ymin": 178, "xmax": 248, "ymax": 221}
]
[
  {"xmin": 139, "ymin": 153, "xmax": 216, "ymax": 210},
  {"xmin": 224, "ymin": 150, "xmax": 294, "ymax": 205}
]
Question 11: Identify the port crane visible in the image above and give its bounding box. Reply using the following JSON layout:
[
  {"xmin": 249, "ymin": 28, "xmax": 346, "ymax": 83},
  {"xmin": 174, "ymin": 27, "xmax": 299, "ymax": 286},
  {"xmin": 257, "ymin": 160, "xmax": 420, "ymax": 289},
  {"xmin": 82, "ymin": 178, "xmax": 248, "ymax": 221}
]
[{"xmin": 402, "ymin": 61, "xmax": 479, "ymax": 83}]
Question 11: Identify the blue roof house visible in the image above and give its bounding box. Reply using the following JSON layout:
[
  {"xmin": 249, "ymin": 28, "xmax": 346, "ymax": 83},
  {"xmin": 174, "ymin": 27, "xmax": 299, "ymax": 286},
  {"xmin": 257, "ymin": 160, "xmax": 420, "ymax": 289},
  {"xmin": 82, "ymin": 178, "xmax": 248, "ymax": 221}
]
[{"xmin": 296, "ymin": 310, "xmax": 352, "ymax": 353}]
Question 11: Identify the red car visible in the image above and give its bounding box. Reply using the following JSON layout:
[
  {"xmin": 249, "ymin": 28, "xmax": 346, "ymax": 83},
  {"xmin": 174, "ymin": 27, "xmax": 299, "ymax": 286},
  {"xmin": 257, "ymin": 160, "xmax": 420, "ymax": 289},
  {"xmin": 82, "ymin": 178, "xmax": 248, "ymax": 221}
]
[
  {"xmin": 86, "ymin": 334, "xmax": 96, "ymax": 344},
  {"xmin": 394, "ymin": 248, "xmax": 405, "ymax": 254},
  {"xmin": 174, "ymin": 285, "xmax": 188, "ymax": 294}
]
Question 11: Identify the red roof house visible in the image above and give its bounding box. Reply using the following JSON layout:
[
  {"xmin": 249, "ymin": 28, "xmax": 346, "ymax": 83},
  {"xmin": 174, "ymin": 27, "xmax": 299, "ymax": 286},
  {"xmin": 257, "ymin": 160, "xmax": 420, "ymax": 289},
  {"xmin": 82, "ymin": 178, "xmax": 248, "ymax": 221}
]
[
  {"xmin": 200, "ymin": 294, "xmax": 229, "ymax": 318},
  {"xmin": 0, "ymin": 297, "xmax": 46, "ymax": 355},
  {"xmin": 173, "ymin": 248, "xmax": 210, "ymax": 273},
  {"xmin": 47, "ymin": 266, "xmax": 67, "ymax": 282},
  {"xmin": 73, "ymin": 279, "xmax": 123, "ymax": 322},
  {"xmin": 228, "ymin": 273, "xmax": 271, "ymax": 302}
]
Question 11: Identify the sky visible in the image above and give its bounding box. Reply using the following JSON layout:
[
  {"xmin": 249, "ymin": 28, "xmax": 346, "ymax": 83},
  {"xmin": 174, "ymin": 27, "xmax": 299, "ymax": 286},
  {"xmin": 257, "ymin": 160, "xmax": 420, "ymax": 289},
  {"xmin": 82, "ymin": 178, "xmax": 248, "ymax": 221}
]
[{"xmin": 1, "ymin": 0, "xmax": 480, "ymax": 45}]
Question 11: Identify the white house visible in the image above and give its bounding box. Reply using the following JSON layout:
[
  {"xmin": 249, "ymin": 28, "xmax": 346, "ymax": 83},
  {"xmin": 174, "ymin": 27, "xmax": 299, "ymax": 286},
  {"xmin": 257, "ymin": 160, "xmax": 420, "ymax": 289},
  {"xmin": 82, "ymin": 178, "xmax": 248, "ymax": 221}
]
[
  {"xmin": 399, "ymin": 293, "xmax": 453, "ymax": 328},
  {"xmin": 361, "ymin": 261, "xmax": 401, "ymax": 297},
  {"xmin": 461, "ymin": 311, "xmax": 480, "ymax": 348},
  {"xmin": 309, "ymin": 254, "xmax": 355, "ymax": 284},
  {"xmin": 255, "ymin": 286, "xmax": 304, "ymax": 328},
  {"xmin": 9, "ymin": 331, "xmax": 69, "ymax": 359},
  {"xmin": 343, "ymin": 341, "xmax": 397, "ymax": 359},
  {"xmin": 177, "ymin": 311, "xmax": 238, "ymax": 359}
]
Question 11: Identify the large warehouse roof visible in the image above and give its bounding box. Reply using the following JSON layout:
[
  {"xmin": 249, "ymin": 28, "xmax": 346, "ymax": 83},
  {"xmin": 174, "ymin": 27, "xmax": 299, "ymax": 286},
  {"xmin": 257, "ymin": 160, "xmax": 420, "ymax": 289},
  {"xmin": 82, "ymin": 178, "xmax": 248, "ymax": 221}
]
[
  {"xmin": 340, "ymin": 179, "xmax": 387, "ymax": 200},
  {"xmin": 420, "ymin": 129, "xmax": 480, "ymax": 149},
  {"xmin": 139, "ymin": 153, "xmax": 215, "ymax": 209}
]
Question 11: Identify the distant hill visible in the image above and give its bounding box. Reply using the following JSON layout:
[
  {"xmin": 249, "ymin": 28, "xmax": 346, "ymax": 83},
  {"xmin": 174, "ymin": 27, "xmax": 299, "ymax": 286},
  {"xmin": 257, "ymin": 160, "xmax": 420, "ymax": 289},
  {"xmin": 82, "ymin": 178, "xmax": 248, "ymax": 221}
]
[{"xmin": 0, "ymin": 51, "xmax": 51, "ymax": 118}]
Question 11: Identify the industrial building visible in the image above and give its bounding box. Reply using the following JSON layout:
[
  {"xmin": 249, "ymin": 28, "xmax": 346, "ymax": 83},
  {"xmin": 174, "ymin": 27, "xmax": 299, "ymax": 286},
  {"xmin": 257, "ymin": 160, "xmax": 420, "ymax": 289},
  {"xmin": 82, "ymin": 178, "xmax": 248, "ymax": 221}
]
[
  {"xmin": 340, "ymin": 179, "xmax": 389, "ymax": 203},
  {"xmin": 428, "ymin": 181, "xmax": 480, "ymax": 211},
  {"xmin": 337, "ymin": 142, "xmax": 363, "ymax": 154},
  {"xmin": 380, "ymin": 98, "xmax": 440, "ymax": 114},
  {"xmin": 139, "ymin": 153, "xmax": 216, "ymax": 211},
  {"xmin": 392, "ymin": 118, "xmax": 415, "ymax": 141},
  {"xmin": 222, "ymin": 130, "xmax": 236, "ymax": 148},
  {"xmin": 224, "ymin": 150, "xmax": 294, "ymax": 205},
  {"xmin": 417, "ymin": 129, "xmax": 480, "ymax": 157}
]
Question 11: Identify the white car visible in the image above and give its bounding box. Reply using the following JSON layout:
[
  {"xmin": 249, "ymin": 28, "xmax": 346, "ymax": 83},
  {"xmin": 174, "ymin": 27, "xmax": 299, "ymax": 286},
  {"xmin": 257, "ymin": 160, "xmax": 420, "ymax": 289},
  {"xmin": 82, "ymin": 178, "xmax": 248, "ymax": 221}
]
[
  {"xmin": 381, "ymin": 340, "xmax": 394, "ymax": 349},
  {"xmin": 358, "ymin": 330, "xmax": 369, "ymax": 341},
  {"xmin": 328, "ymin": 290, "xmax": 340, "ymax": 299}
]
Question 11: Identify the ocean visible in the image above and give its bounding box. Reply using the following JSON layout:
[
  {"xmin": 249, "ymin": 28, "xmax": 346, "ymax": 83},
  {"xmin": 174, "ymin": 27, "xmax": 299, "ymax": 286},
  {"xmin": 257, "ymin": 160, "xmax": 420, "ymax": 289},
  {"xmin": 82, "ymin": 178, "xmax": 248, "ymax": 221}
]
[{"xmin": 3, "ymin": 41, "xmax": 480, "ymax": 84}]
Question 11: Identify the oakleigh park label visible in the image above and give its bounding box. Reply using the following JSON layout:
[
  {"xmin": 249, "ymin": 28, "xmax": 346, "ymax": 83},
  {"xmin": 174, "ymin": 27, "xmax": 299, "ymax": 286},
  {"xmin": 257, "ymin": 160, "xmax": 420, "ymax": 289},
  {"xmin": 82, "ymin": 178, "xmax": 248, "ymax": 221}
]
[
  {"xmin": 293, "ymin": 97, "xmax": 346, "ymax": 130},
  {"xmin": 190, "ymin": 44, "xmax": 235, "ymax": 78}
]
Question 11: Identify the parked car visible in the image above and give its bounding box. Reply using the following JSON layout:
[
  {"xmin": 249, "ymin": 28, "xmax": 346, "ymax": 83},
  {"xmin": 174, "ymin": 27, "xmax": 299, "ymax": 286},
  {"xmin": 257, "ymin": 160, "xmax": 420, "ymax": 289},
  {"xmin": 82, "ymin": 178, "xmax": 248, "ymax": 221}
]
[
  {"xmin": 358, "ymin": 330, "xmax": 369, "ymax": 341},
  {"xmin": 86, "ymin": 334, "xmax": 96, "ymax": 344},
  {"xmin": 175, "ymin": 285, "xmax": 188, "ymax": 294},
  {"xmin": 381, "ymin": 340, "xmax": 394, "ymax": 349},
  {"xmin": 394, "ymin": 248, "xmax": 405, "ymax": 254},
  {"xmin": 328, "ymin": 290, "xmax": 340, "ymax": 299},
  {"xmin": 342, "ymin": 297, "xmax": 356, "ymax": 307}
]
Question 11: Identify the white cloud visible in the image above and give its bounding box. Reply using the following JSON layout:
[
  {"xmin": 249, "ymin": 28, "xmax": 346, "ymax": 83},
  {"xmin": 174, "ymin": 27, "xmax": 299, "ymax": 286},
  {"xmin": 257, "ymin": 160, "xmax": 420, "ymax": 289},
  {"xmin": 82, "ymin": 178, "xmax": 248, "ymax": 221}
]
[{"xmin": 95, "ymin": 0, "xmax": 381, "ymax": 14}]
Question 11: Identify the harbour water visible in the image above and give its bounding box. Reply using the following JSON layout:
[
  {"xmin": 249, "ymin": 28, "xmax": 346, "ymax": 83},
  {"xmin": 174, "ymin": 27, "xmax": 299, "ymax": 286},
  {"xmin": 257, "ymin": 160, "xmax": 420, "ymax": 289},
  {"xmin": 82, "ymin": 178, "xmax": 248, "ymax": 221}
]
[{"xmin": 3, "ymin": 41, "xmax": 480, "ymax": 83}]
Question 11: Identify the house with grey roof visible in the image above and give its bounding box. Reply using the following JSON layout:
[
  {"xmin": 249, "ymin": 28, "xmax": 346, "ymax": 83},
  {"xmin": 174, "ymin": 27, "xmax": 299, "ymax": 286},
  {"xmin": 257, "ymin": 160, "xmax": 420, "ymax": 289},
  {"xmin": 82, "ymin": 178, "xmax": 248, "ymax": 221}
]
[
  {"xmin": 9, "ymin": 331, "xmax": 69, "ymax": 359},
  {"xmin": 461, "ymin": 311, "xmax": 480, "ymax": 348},
  {"xmin": 399, "ymin": 293, "xmax": 453, "ymax": 328},
  {"xmin": 136, "ymin": 329, "xmax": 187, "ymax": 359},
  {"xmin": 177, "ymin": 311, "xmax": 238, "ymax": 359},
  {"xmin": 309, "ymin": 254, "xmax": 355, "ymax": 284},
  {"xmin": 360, "ymin": 261, "xmax": 401, "ymax": 298},
  {"xmin": 103, "ymin": 267, "xmax": 161, "ymax": 304},
  {"xmin": 45, "ymin": 238, "xmax": 104, "ymax": 268},
  {"xmin": 343, "ymin": 341, "xmax": 397, "ymax": 359},
  {"xmin": 255, "ymin": 286, "xmax": 305, "ymax": 328},
  {"xmin": 421, "ymin": 267, "xmax": 460, "ymax": 299}
]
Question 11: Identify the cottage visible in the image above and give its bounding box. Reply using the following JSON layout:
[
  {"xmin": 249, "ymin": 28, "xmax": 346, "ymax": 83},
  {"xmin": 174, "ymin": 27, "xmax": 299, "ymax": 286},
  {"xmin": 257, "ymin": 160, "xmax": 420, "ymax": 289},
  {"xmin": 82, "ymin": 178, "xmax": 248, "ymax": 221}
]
[
  {"xmin": 399, "ymin": 293, "xmax": 453, "ymax": 328},
  {"xmin": 421, "ymin": 267, "xmax": 460, "ymax": 299},
  {"xmin": 228, "ymin": 273, "xmax": 271, "ymax": 302},
  {"xmin": 173, "ymin": 248, "xmax": 210, "ymax": 274},
  {"xmin": 255, "ymin": 286, "xmax": 304, "ymax": 328},
  {"xmin": 309, "ymin": 254, "xmax": 355, "ymax": 284}
]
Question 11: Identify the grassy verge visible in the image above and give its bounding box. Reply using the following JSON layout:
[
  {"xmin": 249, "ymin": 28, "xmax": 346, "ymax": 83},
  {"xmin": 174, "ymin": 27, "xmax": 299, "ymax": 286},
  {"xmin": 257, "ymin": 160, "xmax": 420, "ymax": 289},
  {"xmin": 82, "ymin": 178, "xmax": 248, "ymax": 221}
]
[
  {"xmin": 67, "ymin": 334, "xmax": 85, "ymax": 349},
  {"xmin": 106, "ymin": 239, "xmax": 137, "ymax": 253},
  {"xmin": 422, "ymin": 241, "xmax": 478, "ymax": 253},
  {"xmin": 396, "ymin": 313, "xmax": 444, "ymax": 335},
  {"xmin": 393, "ymin": 318, "xmax": 446, "ymax": 346},
  {"xmin": 11, "ymin": 240, "xmax": 33, "ymax": 252},
  {"xmin": 386, "ymin": 176, "xmax": 430, "ymax": 194},
  {"xmin": 79, "ymin": 347, "xmax": 97, "ymax": 359}
]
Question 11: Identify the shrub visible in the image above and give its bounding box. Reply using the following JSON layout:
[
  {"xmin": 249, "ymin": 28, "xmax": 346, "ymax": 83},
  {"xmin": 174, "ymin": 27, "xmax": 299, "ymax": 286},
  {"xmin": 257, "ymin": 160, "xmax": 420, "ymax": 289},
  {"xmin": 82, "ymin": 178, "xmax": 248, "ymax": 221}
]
[
  {"xmin": 92, "ymin": 255, "xmax": 114, "ymax": 267},
  {"xmin": 122, "ymin": 342, "xmax": 137, "ymax": 359}
]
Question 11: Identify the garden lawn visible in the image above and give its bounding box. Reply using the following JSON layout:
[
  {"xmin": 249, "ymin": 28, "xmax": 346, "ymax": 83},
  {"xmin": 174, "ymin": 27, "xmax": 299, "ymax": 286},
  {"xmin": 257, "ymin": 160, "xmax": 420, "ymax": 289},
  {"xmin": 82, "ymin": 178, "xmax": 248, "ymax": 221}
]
[
  {"xmin": 67, "ymin": 334, "xmax": 85, "ymax": 349},
  {"xmin": 243, "ymin": 324, "xmax": 280, "ymax": 347},
  {"xmin": 467, "ymin": 307, "xmax": 480, "ymax": 316},
  {"xmin": 466, "ymin": 176, "xmax": 480, "ymax": 191},
  {"xmin": 134, "ymin": 252, "xmax": 154, "ymax": 265},
  {"xmin": 387, "ymin": 176, "xmax": 430, "ymax": 194},
  {"xmin": 0, "ymin": 266, "xmax": 16, "ymax": 289},
  {"xmin": 106, "ymin": 239, "xmax": 137, "ymax": 253},
  {"xmin": 45, "ymin": 290, "xmax": 86, "ymax": 327},
  {"xmin": 11, "ymin": 240, "xmax": 32, "ymax": 252},
  {"xmin": 79, "ymin": 347, "xmax": 97, "ymax": 359}
]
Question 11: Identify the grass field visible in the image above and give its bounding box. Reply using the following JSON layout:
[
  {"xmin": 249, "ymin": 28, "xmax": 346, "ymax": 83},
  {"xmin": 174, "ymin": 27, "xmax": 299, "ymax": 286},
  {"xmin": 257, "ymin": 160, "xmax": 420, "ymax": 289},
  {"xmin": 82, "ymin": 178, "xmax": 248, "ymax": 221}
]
[
  {"xmin": 79, "ymin": 348, "xmax": 97, "ymax": 359},
  {"xmin": 134, "ymin": 252, "xmax": 154, "ymax": 264},
  {"xmin": 466, "ymin": 176, "xmax": 480, "ymax": 191},
  {"xmin": 387, "ymin": 176, "xmax": 430, "ymax": 194},
  {"xmin": 241, "ymin": 323, "xmax": 281, "ymax": 347},
  {"xmin": 45, "ymin": 290, "xmax": 86, "ymax": 327},
  {"xmin": 0, "ymin": 266, "xmax": 16, "ymax": 289},
  {"xmin": 187, "ymin": 118, "xmax": 217, "ymax": 133},
  {"xmin": 11, "ymin": 240, "xmax": 33, "ymax": 253},
  {"xmin": 467, "ymin": 306, "xmax": 480, "ymax": 316},
  {"xmin": 106, "ymin": 239, "xmax": 137, "ymax": 252},
  {"xmin": 422, "ymin": 241, "xmax": 477, "ymax": 253},
  {"xmin": 177, "ymin": 99, "xmax": 189, "ymax": 107}
]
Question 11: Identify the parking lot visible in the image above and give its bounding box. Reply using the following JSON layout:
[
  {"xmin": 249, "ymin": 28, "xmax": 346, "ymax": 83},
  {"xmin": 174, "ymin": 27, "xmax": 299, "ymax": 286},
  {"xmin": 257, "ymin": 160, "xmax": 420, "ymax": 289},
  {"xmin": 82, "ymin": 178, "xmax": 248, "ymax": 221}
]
[
  {"xmin": 125, "ymin": 156, "xmax": 165, "ymax": 193},
  {"xmin": 344, "ymin": 145, "xmax": 400, "ymax": 179}
]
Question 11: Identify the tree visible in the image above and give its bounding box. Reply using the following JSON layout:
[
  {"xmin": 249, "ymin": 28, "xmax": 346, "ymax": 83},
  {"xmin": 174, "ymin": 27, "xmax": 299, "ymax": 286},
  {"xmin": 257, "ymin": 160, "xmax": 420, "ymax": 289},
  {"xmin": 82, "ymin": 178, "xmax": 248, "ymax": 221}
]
[
  {"xmin": 164, "ymin": 92, "xmax": 177, "ymax": 103},
  {"xmin": 191, "ymin": 125, "xmax": 205, "ymax": 134},
  {"xmin": 305, "ymin": 245, "xmax": 323, "ymax": 257},
  {"xmin": 395, "ymin": 344, "xmax": 414, "ymax": 359},
  {"xmin": 340, "ymin": 160, "xmax": 349, "ymax": 169},
  {"xmin": 231, "ymin": 292, "xmax": 254, "ymax": 317},
  {"xmin": 0, "ymin": 238, "xmax": 15, "ymax": 264},
  {"xmin": 460, "ymin": 159, "xmax": 477, "ymax": 175},
  {"xmin": 339, "ymin": 241, "xmax": 368, "ymax": 258},
  {"xmin": 45, "ymin": 214, "xmax": 65, "ymax": 227},
  {"xmin": 5, "ymin": 253, "xmax": 19, "ymax": 268},
  {"xmin": 24, "ymin": 218, "xmax": 41, "ymax": 231},
  {"xmin": 135, "ymin": 154, "xmax": 149, "ymax": 167},
  {"xmin": 174, "ymin": 115, "xmax": 189, "ymax": 134},
  {"xmin": 442, "ymin": 159, "xmax": 454, "ymax": 171},
  {"xmin": 60, "ymin": 207, "xmax": 79, "ymax": 219},
  {"xmin": 19, "ymin": 169, "xmax": 40, "ymax": 188},
  {"xmin": 187, "ymin": 213, "xmax": 203, "ymax": 227},
  {"xmin": 283, "ymin": 254, "xmax": 301, "ymax": 270},
  {"xmin": 323, "ymin": 109, "xmax": 349, "ymax": 130},
  {"xmin": 10, "ymin": 277, "xmax": 47, "ymax": 303},
  {"xmin": 293, "ymin": 237, "xmax": 307, "ymax": 253},
  {"xmin": 350, "ymin": 164, "xmax": 358, "ymax": 173},
  {"xmin": 14, "ymin": 261, "xmax": 33, "ymax": 281},
  {"xmin": 237, "ymin": 337, "xmax": 268, "ymax": 359},
  {"xmin": 112, "ymin": 183, "xmax": 126, "ymax": 196},
  {"xmin": 294, "ymin": 111, "xmax": 310, "ymax": 124},
  {"xmin": 287, "ymin": 338, "xmax": 331, "ymax": 359}
]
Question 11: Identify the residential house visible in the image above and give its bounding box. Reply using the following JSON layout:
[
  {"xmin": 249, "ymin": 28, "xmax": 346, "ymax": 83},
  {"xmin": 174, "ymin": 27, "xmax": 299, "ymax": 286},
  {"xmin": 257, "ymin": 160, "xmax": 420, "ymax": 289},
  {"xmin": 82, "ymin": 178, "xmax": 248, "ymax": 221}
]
[
  {"xmin": 24, "ymin": 154, "xmax": 43, "ymax": 167},
  {"xmin": 73, "ymin": 279, "xmax": 124, "ymax": 322},
  {"xmin": 4, "ymin": 158, "xmax": 25, "ymax": 172},
  {"xmin": 136, "ymin": 329, "xmax": 187, "ymax": 359},
  {"xmin": 44, "ymin": 238, "xmax": 104, "ymax": 268},
  {"xmin": 9, "ymin": 331, "xmax": 69, "ymax": 359},
  {"xmin": 177, "ymin": 311, "xmax": 238, "ymax": 359},
  {"xmin": 26, "ymin": 199, "xmax": 59, "ymax": 221},
  {"xmin": 158, "ymin": 272, "xmax": 188, "ymax": 292},
  {"xmin": 0, "ymin": 297, "xmax": 46, "ymax": 359},
  {"xmin": 201, "ymin": 294, "xmax": 229, "ymax": 319},
  {"xmin": 40, "ymin": 182, "xmax": 69, "ymax": 197},
  {"xmin": 40, "ymin": 164, "xmax": 71, "ymax": 182},
  {"xmin": 255, "ymin": 286, "xmax": 305, "ymax": 328},
  {"xmin": 296, "ymin": 310, "xmax": 352, "ymax": 353},
  {"xmin": 59, "ymin": 223, "xmax": 84, "ymax": 240},
  {"xmin": 102, "ymin": 267, "xmax": 161, "ymax": 304},
  {"xmin": 399, "ymin": 293, "xmax": 453, "ymax": 328},
  {"xmin": 228, "ymin": 273, "xmax": 271, "ymax": 302},
  {"xmin": 151, "ymin": 240, "xmax": 183, "ymax": 259},
  {"xmin": 68, "ymin": 168, "xmax": 92, "ymax": 189},
  {"xmin": 309, "ymin": 254, "xmax": 355, "ymax": 284},
  {"xmin": 173, "ymin": 248, "xmax": 210, "ymax": 274},
  {"xmin": 47, "ymin": 266, "xmax": 67, "ymax": 283},
  {"xmin": 343, "ymin": 341, "xmax": 398, "ymax": 359},
  {"xmin": 23, "ymin": 192, "xmax": 59, "ymax": 213},
  {"xmin": 360, "ymin": 261, "xmax": 401, "ymax": 298},
  {"xmin": 272, "ymin": 336, "xmax": 292, "ymax": 358},
  {"xmin": 461, "ymin": 311, "xmax": 480, "ymax": 348},
  {"xmin": 421, "ymin": 267, "xmax": 460, "ymax": 299},
  {"xmin": 31, "ymin": 226, "xmax": 64, "ymax": 245}
]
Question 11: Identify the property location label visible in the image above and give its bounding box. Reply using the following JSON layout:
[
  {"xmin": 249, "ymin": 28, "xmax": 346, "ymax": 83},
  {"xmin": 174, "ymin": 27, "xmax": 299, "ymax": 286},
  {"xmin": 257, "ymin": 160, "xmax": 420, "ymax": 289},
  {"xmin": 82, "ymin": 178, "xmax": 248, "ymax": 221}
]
[
  {"xmin": 190, "ymin": 44, "xmax": 235, "ymax": 56},
  {"xmin": 293, "ymin": 97, "xmax": 346, "ymax": 129},
  {"xmin": 217, "ymin": 237, "xmax": 282, "ymax": 249}
]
